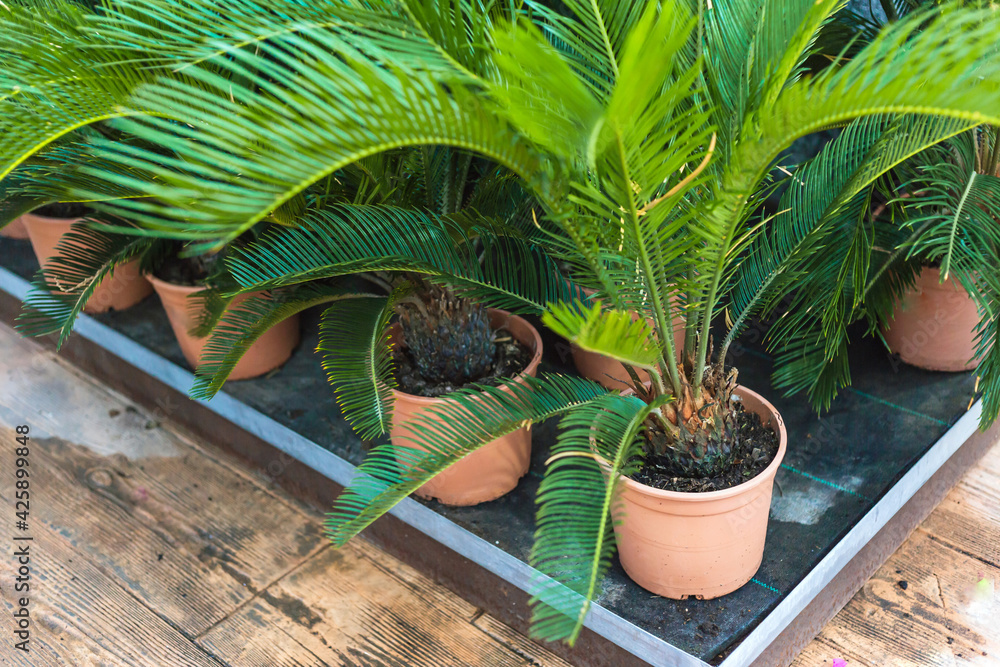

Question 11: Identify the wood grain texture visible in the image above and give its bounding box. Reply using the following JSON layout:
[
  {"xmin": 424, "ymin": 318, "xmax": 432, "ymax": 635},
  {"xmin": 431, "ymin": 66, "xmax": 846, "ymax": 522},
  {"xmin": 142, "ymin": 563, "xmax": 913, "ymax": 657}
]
[
  {"xmin": 0, "ymin": 323, "xmax": 571, "ymax": 666},
  {"xmin": 0, "ymin": 324, "xmax": 327, "ymax": 637},
  {"xmin": 792, "ymin": 442, "xmax": 1000, "ymax": 667},
  {"xmin": 0, "ymin": 514, "xmax": 223, "ymax": 666},
  {"xmin": 198, "ymin": 544, "xmax": 565, "ymax": 667}
]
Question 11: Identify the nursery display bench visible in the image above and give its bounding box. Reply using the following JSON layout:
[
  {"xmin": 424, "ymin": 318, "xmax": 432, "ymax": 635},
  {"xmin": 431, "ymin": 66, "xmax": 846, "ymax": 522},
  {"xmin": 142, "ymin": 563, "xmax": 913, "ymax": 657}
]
[{"xmin": 2, "ymin": 240, "xmax": 995, "ymax": 667}]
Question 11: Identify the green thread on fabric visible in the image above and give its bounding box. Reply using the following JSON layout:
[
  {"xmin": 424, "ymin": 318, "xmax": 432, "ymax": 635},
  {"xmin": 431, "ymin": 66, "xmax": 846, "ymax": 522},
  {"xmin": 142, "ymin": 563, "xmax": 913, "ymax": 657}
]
[
  {"xmin": 847, "ymin": 388, "xmax": 948, "ymax": 426},
  {"xmin": 780, "ymin": 463, "xmax": 872, "ymax": 501},
  {"xmin": 751, "ymin": 577, "xmax": 780, "ymax": 594}
]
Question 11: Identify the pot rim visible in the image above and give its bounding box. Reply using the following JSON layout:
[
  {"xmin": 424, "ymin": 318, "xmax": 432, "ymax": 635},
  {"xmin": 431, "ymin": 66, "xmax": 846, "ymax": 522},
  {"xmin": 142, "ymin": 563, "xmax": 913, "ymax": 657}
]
[
  {"xmin": 608, "ymin": 384, "xmax": 787, "ymax": 503},
  {"xmin": 20, "ymin": 212, "xmax": 85, "ymax": 226},
  {"xmin": 144, "ymin": 272, "xmax": 210, "ymax": 294},
  {"xmin": 388, "ymin": 308, "xmax": 544, "ymax": 405},
  {"xmin": 911, "ymin": 266, "xmax": 972, "ymax": 293}
]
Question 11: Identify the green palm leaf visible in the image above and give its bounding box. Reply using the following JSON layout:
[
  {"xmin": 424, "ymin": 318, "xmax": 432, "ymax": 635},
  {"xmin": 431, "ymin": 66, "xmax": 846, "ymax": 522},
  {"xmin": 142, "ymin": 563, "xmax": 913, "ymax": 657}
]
[
  {"xmin": 543, "ymin": 300, "xmax": 662, "ymax": 373},
  {"xmin": 728, "ymin": 114, "xmax": 972, "ymax": 353},
  {"xmin": 16, "ymin": 221, "xmax": 154, "ymax": 347},
  {"xmin": 325, "ymin": 374, "xmax": 610, "ymax": 546},
  {"xmin": 530, "ymin": 390, "xmax": 669, "ymax": 644},
  {"xmin": 189, "ymin": 282, "xmax": 357, "ymax": 400},
  {"xmin": 71, "ymin": 36, "xmax": 550, "ymax": 245},
  {"xmin": 222, "ymin": 205, "xmax": 571, "ymax": 315},
  {"xmin": 315, "ymin": 286, "xmax": 411, "ymax": 440},
  {"xmin": 737, "ymin": 5, "xmax": 1000, "ymax": 196},
  {"xmin": 0, "ymin": 0, "xmax": 185, "ymax": 181}
]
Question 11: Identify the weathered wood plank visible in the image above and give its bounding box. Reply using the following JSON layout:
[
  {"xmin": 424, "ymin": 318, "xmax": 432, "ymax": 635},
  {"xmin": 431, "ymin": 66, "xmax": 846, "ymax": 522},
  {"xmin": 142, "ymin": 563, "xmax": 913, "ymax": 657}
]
[
  {"xmin": 792, "ymin": 529, "xmax": 999, "ymax": 666},
  {"xmin": 472, "ymin": 613, "xmax": 575, "ymax": 667},
  {"xmin": 199, "ymin": 544, "xmax": 564, "ymax": 666},
  {"xmin": 0, "ymin": 517, "xmax": 223, "ymax": 666},
  {"xmin": 0, "ymin": 326, "xmax": 182, "ymax": 460},
  {"xmin": 0, "ymin": 323, "xmax": 571, "ymax": 666},
  {"xmin": 0, "ymin": 325, "xmax": 326, "ymax": 637},
  {"xmin": 919, "ymin": 445, "xmax": 1000, "ymax": 569}
]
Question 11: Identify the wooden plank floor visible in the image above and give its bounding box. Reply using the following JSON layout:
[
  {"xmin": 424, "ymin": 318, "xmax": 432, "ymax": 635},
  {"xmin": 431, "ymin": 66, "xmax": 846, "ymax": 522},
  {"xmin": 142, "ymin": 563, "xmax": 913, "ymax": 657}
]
[
  {"xmin": 0, "ymin": 318, "xmax": 997, "ymax": 667},
  {"xmin": 0, "ymin": 324, "xmax": 570, "ymax": 667},
  {"xmin": 792, "ymin": 437, "xmax": 1000, "ymax": 665}
]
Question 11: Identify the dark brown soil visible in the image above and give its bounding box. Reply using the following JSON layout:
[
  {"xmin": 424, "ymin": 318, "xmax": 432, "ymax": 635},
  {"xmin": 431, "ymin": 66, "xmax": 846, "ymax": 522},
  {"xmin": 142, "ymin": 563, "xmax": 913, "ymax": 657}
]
[
  {"xmin": 393, "ymin": 330, "xmax": 533, "ymax": 397},
  {"xmin": 34, "ymin": 203, "xmax": 90, "ymax": 219},
  {"xmin": 153, "ymin": 254, "xmax": 213, "ymax": 286},
  {"xmin": 629, "ymin": 403, "xmax": 779, "ymax": 493}
]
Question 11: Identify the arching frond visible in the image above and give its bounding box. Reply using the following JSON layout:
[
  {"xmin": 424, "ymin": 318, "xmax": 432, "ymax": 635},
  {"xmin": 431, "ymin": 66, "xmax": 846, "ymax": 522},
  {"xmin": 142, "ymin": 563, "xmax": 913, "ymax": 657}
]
[
  {"xmin": 222, "ymin": 205, "xmax": 572, "ymax": 315},
  {"xmin": 325, "ymin": 374, "xmax": 611, "ymax": 545},
  {"xmin": 16, "ymin": 221, "xmax": 155, "ymax": 347},
  {"xmin": 189, "ymin": 281, "xmax": 355, "ymax": 400},
  {"xmin": 70, "ymin": 36, "xmax": 553, "ymax": 246},
  {"xmin": 543, "ymin": 300, "xmax": 662, "ymax": 373},
  {"xmin": 0, "ymin": 0, "xmax": 189, "ymax": 181},
  {"xmin": 530, "ymin": 391, "xmax": 667, "ymax": 645},
  {"xmin": 315, "ymin": 286, "xmax": 411, "ymax": 440}
]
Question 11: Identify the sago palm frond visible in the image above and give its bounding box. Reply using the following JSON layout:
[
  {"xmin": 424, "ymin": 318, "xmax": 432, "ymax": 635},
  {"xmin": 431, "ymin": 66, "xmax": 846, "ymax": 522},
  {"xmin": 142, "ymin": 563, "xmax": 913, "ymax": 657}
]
[
  {"xmin": 728, "ymin": 114, "xmax": 972, "ymax": 353},
  {"xmin": 0, "ymin": 0, "xmax": 193, "ymax": 182},
  {"xmin": 325, "ymin": 374, "xmax": 611, "ymax": 545},
  {"xmin": 222, "ymin": 205, "xmax": 571, "ymax": 315},
  {"xmin": 15, "ymin": 220, "xmax": 156, "ymax": 347},
  {"xmin": 530, "ymin": 390, "xmax": 670, "ymax": 644},
  {"xmin": 542, "ymin": 300, "xmax": 663, "ymax": 374},
  {"xmin": 72, "ymin": 37, "xmax": 550, "ymax": 246},
  {"xmin": 314, "ymin": 286, "xmax": 412, "ymax": 440},
  {"xmin": 188, "ymin": 281, "xmax": 358, "ymax": 400}
]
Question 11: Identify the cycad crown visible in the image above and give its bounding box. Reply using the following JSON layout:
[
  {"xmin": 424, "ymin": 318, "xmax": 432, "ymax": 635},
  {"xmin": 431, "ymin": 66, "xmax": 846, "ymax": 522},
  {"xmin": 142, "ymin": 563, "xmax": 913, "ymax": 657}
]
[{"xmin": 397, "ymin": 280, "xmax": 496, "ymax": 389}]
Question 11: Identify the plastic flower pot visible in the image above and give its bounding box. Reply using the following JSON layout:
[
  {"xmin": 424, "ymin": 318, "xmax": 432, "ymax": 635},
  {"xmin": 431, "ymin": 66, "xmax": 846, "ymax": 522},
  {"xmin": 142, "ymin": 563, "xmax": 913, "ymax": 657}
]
[
  {"xmin": 1, "ymin": 216, "xmax": 30, "ymax": 239},
  {"xmin": 388, "ymin": 309, "xmax": 543, "ymax": 506},
  {"xmin": 607, "ymin": 385, "xmax": 786, "ymax": 599},
  {"xmin": 570, "ymin": 287, "xmax": 686, "ymax": 389},
  {"xmin": 882, "ymin": 267, "xmax": 981, "ymax": 372},
  {"xmin": 21, "ymin": 212, "xmax": 152, "ymax": 313},
  {"xmin": 146, "ymin": 274, "xmax": 300, "ymax": 380}
]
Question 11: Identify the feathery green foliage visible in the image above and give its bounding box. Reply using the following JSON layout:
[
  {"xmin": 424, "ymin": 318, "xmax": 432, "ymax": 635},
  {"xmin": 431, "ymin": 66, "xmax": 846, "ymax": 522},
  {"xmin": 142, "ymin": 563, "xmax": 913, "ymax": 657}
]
[
  {"xmin": 325, "ymin": 374, "xmax": 611, "ymax": 546},
  {"xmin": 543, "ymin": 300, "xmax": 663, "ymax": 373},
  {"xmin": 6, "ymin": 0, "xmax": 1000, "ymax": 645},
  {"xmin": 316, "ymin": 287, "xmax": 410, "ymax": 440},
  {"xmin": 16, "ymin": 220, "xmax": 155, "ymax": 347}
]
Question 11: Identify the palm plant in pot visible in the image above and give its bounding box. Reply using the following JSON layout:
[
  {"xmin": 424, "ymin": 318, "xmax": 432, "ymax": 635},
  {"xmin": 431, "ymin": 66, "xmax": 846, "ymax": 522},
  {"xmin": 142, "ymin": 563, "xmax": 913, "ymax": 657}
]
[
  {"xmin": 770, "ymin": 124, "xmax": 1000, "ymax": 426},
  {"xmin": 28, "ymin": 0, "xmax": 1000, "ymax": 644},
  {"xmin": 185, "ymin": 147, "xmax": 566, "ymax": 505},
  {"xmin": 882, "ymin": 127, "xmax": 1000, "ymax": 375},
  {"xmin": 750, "ymin": 2, "xmax": 1000, "ymax": 424},
  {"xmin": 15, "ymin": 217, "xmax": 302, "ymax": 380}
]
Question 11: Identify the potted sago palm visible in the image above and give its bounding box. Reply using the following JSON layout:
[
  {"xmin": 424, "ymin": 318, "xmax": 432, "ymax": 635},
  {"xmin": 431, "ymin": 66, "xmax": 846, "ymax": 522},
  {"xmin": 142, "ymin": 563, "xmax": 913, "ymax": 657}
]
[
  {"xmin": 757, "ymin": 4, "xmax": 1000, "ymax": 422},
  {"xmin": 186, "ymin": 148, "xmax": 563, "ymax": 505},
  {"xmin": 881, "ymin": 127, "xmax": 999, "ymax": 374},
  {"xmin": 16, "ymin": 222, "xmax": 302, "ymax": 380},
  {"xmin": 13, "ymin": 0, "xmax": 1000, "ymax": 645}
]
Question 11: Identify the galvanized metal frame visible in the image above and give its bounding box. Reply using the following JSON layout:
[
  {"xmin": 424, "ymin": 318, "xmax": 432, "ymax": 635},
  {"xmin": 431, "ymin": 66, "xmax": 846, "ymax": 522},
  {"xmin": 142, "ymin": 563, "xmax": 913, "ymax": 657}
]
[{"xmin": 1, "ymin": 265, "xmax": 991, "ymax": 667}]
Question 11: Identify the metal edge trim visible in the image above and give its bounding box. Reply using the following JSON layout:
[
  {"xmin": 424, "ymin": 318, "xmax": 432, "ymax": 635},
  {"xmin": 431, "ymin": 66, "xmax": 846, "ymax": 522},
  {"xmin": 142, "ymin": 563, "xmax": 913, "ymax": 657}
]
[
  {"xmin": 0, "ymin": 266, "xmax": 708, "ymax": 667},
  {"xmin": 719, "ymin": 402, "xmax": 982, "ymax": 667}
]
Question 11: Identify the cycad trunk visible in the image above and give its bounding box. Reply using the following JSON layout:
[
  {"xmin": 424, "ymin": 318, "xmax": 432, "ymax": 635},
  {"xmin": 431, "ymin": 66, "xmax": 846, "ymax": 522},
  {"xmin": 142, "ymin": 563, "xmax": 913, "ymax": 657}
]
[
  {"xmin": 396, "ymin": 279, "xmax": 496, "ymax": 386},
  {"xmin": 650, "ymin": 360, "xmax": 741, "ymax": 478}
]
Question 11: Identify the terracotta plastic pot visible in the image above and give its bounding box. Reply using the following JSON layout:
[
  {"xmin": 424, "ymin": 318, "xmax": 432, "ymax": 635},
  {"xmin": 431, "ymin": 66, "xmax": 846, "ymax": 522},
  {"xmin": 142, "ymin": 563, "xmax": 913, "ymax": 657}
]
[
  {"xmin": 389, "ymin": 309, "xmax": 543, "ymax": 506},
  {"xmin": 21, "ymin": 213, "xmax": 153, "ymax": 313},
  {"xmin": 1, "ymin": 216, "xmax": 30, "ymax": 239},
  {"xmin": 882, "ymin": 267, "xmax": 981, "ymax": 372},
  {"xmin": 608, "ymin": 385, "xmax": 786, "ymax": 599},
  {"xmin": 146, "ymin": 274, "xmax": 300, "ymax": 380},
  {"xmin": 570, "ymin": 287, "xmax": 686, "ymax": 389}
]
